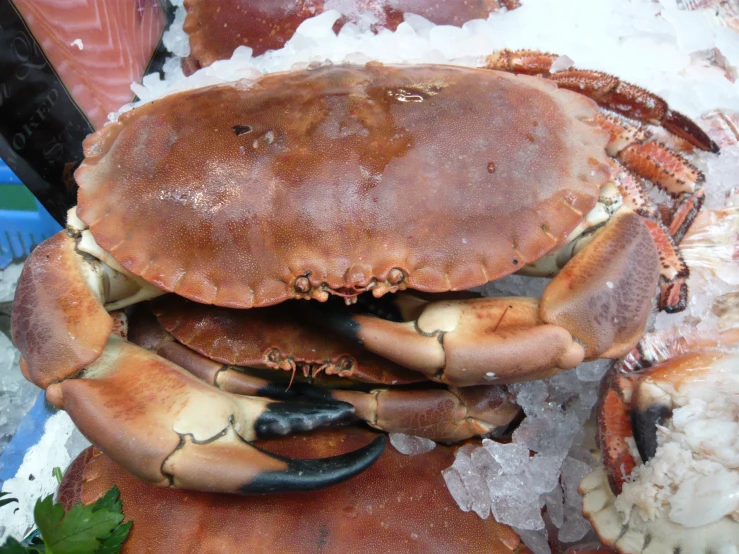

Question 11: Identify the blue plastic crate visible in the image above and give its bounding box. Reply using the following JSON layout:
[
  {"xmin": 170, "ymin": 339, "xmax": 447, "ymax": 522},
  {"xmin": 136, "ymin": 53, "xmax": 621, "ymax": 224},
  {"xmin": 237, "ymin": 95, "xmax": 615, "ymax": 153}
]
[
  {"xmin": 0, "ymin": 164, "xmax": 62, "ymax": 269},
  {"xmin": 0, "ymin": 162, "xmax": 22, "ymax": 185}
]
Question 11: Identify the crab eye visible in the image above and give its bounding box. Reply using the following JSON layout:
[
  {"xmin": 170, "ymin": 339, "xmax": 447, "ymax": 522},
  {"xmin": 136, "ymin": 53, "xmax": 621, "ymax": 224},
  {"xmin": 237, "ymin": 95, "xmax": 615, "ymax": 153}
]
[
  {"xmin": 387, "ymin": 268, "xmax": 406, "ymax": 285},
  {"xmin": 338, "ymin": 356, "xmax": 354, "ymax": 371},
  {"xmin": 294, "ymin": 276, "xmax": 311, "ymax": 293},
  {"xmin": 267, "ymin": 349, "xmax": 281, "ymax": 363}
]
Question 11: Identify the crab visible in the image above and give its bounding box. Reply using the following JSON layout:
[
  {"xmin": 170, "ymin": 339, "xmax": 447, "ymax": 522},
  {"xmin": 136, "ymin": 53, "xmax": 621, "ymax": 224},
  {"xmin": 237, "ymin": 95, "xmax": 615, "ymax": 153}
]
[
  {"xmin": 11, "ymin": 53, "xmax": 718, "ymax": 496},
  {"xmin": 126, "ymin": 294, "xmax": 523, "ymax": 443},
  {"xmin": 181, "ymin": 0, "xmax": 521, "ymax": 68},
  {"xmin": 58, "ymin": 429, "xmax": 525, "ymax": 553}
]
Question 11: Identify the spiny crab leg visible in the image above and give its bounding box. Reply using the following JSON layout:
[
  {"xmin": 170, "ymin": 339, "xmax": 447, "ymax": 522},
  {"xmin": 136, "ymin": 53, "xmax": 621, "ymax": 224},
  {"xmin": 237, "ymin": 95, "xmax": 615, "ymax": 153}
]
[
  {"xmin": 486, "ymin": 49, "xmax": 719, "ymax": 153},
  {"xmin": 11, "ymin": 228, "xmax": 384, "ymax": 494},
  {"xmin": 317, "ymin": 208, "xmax": 659, "ymax": 386}
]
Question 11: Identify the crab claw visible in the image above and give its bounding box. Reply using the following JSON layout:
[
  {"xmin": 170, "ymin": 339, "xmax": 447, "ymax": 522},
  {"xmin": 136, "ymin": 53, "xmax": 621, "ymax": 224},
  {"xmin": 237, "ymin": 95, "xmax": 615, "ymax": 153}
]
[
  {"xmin": 49, "ymin": 335, "xmax": 384, "ymax": 494},
  {"xmin": 314, "ymin": 296, "xmax": 584, "ymax": 386},
  {"xmin": 541, "ymin": 208, "xmax": 660, "ymax": 359}
]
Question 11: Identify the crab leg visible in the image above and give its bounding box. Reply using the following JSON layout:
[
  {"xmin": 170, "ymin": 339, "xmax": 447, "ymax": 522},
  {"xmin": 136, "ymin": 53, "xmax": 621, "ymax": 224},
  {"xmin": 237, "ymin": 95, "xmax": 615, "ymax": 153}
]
[
  {"xmin": 596, "ymin": 112, "xmax": 705, "ymax": 199},
  {"xmin": 315, "ymin": 295, "xmax": 583, "ymax": 386},
  {"xmin": 47, "ymin": 335, "xmax": 382, "ymax": 493},
  {"xmin": 11, "ymin": 230, "xmax": 384, "ymax": 494},
  {"xmin": 151, "ymin": 339, "xmax": 521, "ymax": 442},
  {"xmin": 485, "ymin": 49, "xmax": 719, "ymax": 153},
  {"xmin": 319, "ymin": 386, "xmax": 520, "ymax": 443},
  {"xmin": 319, "ymin": 209, "xmax": 658, "ymax": 386}
]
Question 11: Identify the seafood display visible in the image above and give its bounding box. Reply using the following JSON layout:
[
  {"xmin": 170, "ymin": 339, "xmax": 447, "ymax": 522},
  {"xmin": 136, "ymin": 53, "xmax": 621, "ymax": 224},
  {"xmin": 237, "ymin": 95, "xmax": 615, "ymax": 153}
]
[
  {"xmin": 10, "ymin": 56, "xmax": 715, "ymax": 499},
  {"xmin": 4, "ymin": 1, "xmax": 739, "ymax": 553}
]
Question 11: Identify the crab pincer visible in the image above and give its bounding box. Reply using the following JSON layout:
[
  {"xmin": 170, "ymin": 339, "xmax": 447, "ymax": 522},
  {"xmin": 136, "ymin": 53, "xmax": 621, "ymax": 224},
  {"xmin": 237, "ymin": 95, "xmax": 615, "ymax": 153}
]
[
  {"xmin": 317, "ymin": 208, "xmax": 660, "ymax": 386},
  {"xmin": 11, "ymin": 232, "xmax": 384, "ymax": 494}
]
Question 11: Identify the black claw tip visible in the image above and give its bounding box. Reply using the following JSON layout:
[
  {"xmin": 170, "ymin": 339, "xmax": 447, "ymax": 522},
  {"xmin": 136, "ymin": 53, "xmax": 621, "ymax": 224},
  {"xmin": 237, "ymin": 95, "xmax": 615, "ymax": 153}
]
[
  {"xmin": 254, "ymin": 400, "xmax": 356, "ymax": 439},
  {"xmin": 632, "ymin": 404, "xmax": 670, "ymax": 462},
  {"xmin": 710, "ymin": 140, "xmax": 720, "ymax": 154},
  {"xmin": 302, "ymin": 303, "xmax": 364, "ymax": 346},
  {"xmin": 240, "ymin": 435, "xmax": 386, "ymax": 493}
]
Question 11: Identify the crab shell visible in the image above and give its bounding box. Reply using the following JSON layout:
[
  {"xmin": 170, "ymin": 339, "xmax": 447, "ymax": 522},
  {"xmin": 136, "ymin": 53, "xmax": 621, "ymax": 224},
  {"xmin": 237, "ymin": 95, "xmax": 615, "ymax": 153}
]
[
  {"xmin": 74, "ymin": 64, "xmax": 610, "ymax": 309},
  {"xmin": 58, "ymin": 429, "xmax": 524, "ymax": 554}
]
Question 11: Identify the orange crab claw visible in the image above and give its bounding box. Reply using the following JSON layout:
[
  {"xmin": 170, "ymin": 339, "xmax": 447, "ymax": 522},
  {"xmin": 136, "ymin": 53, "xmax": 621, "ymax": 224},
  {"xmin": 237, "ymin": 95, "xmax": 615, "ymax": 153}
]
[
  {"xmin": 541, "ymin": 208, "xmax": 660, "ymax": 359},
  {"xmin": 11, "ymin": 230, "xmax": 384, "ymax": 495},
  {"xmin": 11, "ymin": 231, "xmax": 113, "ymax": 388},
  {"xmin": 49, "ymin": 336, "xmax": 383, "ymax": 494},
  {"xmin": 314, "ymin": 296, "xmax": 584, "ymax": 386}
]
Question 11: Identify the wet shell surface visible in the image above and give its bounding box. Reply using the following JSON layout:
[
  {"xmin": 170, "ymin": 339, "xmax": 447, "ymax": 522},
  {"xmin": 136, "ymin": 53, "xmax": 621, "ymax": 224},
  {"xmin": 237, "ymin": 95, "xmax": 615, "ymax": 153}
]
[{"xmin": 75, "ymin": 63, "xmax": 610, "ymax": 308}]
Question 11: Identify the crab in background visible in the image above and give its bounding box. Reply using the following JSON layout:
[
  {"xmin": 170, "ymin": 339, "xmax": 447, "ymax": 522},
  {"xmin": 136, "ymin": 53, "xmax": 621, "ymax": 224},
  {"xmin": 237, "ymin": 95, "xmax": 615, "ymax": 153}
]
[
  {"xmin": 180, "ymin": 0, "xmax": 522, "ymax": 69},
  {"xmin": 10, "ymin": 50, "xmax": 716, "ymax": 497}
]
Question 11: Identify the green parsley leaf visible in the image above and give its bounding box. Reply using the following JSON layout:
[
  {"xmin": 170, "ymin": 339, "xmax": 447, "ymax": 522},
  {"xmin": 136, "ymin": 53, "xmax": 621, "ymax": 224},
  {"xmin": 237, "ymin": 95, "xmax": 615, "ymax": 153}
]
[
  {"xmin": 1, "ymin": 486, "xmax": 130, "ymax": 554},
  {"xmin": 93, "ymin": 521, "xmax": 131, "ymax": 554},
  {"xmin": 52, "ymin": 469, "xmax": 63, "ymax": 486},
  {"xmin": 90, "ymin": 487, "xmax": 121, "ymax": 516},
  {"xmin": 35, "ymin": 494, "xmax": 122, "ymax": 554},
  {"xmin": 0, "ymin": 537, "xmax": 28, "ymax": 554}
]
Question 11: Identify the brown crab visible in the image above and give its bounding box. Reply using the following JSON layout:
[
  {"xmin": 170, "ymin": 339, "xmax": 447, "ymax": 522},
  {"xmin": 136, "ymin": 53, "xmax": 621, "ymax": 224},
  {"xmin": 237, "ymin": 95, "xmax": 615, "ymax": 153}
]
[
  {"xmin": 181, "ymin": 0, "xmax": 521, "ymax": 69},
  {"xmin": 58, "ymin": 429, "xmax": 525, "ymax": 553},
  {"xmin": 127, "ymin": 294, "xmax": 522, "ymax": 443},
  {"xmin": 11, "ymin": 53, "xmax": 716, "ymax": 495}
]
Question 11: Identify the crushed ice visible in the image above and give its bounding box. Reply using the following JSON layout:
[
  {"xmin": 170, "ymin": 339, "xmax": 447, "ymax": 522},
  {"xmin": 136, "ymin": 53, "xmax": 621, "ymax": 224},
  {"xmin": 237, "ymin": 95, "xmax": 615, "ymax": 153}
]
[
  {"xmin": 442, "ymin": 360, "xmax": 608, "ymax": 551},
  {"xmin": 0, "ymin": 263, "xmax": 38, "ymax": 457}
]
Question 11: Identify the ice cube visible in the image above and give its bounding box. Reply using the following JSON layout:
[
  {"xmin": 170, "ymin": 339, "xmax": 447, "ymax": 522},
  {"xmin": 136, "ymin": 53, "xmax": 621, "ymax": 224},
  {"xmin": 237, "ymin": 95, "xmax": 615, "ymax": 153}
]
[
  {"xmin": 389, "ymin": 433, "xmax": 436, "ymax": 455},
  {"xmin": 487, "ymin": 473, "xmax": 545, "ymax": 530},
  {"xmin": 482, "ymin": 440, "xmax": 530, "ymax": 474},
  {"xmin": 441, "ymin": 467, "xmax": 472, "ymax": 512},
  {"xmin": 559, "ymin": 505, "xmax": 593, "ymax": 543},
  {"xmin": 543, "ymin": 482, "xmax": 564, "ymax": 528}
]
